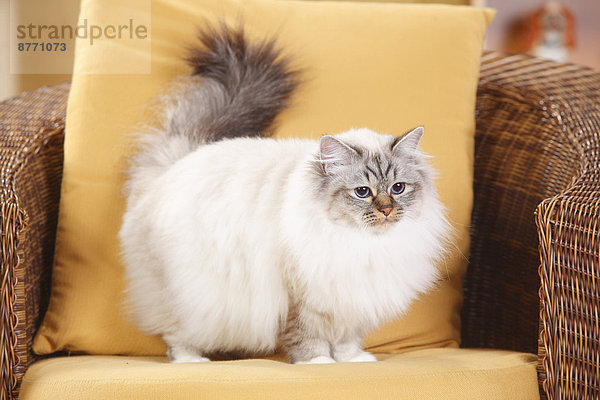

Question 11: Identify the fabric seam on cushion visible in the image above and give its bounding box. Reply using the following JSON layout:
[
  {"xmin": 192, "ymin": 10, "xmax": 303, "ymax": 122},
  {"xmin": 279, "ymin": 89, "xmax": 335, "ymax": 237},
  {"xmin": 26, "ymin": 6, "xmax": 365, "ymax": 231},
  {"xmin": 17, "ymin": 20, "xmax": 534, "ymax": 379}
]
[{"xmin": 21, "ymin": 362, "xmax": 537, "ymax": 385}]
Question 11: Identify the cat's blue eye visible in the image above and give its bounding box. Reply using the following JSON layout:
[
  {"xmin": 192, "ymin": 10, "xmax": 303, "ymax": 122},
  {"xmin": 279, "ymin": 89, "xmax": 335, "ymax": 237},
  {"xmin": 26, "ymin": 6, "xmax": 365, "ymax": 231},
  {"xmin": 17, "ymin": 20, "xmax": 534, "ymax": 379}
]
[
  {"xmin": 354, "ymin": 187, "xmax": 371, "ymax": 198},
  {"xmin": 391, "ymin": 182, "xmax": 405, "ymax": 195}
]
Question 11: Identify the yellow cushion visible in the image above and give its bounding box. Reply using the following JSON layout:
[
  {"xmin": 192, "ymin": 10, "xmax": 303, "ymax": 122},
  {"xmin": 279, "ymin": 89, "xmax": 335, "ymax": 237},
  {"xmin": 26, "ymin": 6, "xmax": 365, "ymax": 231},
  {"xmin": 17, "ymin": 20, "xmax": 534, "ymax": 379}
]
[
  {"xmin": 33, "ymin": 0, "xmax": 494, "ymax": 356},
  {"xmin": 20, "ymin": 349, "xmax": 539, "ymax": 400}
]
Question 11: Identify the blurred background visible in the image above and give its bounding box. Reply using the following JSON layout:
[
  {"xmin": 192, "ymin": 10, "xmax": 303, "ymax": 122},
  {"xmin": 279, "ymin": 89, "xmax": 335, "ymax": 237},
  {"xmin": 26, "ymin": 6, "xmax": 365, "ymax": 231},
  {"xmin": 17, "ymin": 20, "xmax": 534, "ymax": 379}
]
[
  {"xmin": 485, "ymin": 0, "xmax": 600, "ymax": 69},
  {"xmin": 1, "ymin": 0, "xmax": 599, "ymax": 101},
  {"xmin": 1, "ymin": 0, "xmax": 79, "ymax": 100}
]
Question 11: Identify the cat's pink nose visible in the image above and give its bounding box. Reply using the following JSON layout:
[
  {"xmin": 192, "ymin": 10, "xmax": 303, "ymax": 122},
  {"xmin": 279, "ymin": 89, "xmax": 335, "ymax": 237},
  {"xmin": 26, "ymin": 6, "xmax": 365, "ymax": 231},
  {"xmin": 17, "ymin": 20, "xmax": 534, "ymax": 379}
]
[{"xmin": 378, "ymin": 205, "xmax": 392, "ymax": 216}]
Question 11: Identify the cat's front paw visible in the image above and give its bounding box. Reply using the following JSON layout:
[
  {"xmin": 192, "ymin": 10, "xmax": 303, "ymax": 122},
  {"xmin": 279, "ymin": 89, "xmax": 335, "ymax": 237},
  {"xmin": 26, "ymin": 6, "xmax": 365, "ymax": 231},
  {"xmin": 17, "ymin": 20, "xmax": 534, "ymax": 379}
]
[
  {"xmin": 333, "ymin": 341, "xmax": 377, "ymax": 363},
  {"xmin": 170, "ymin": 354, "xmax": 211, "ymax": 363},
  {"xmin": 167, "ymin": 344, "xmax": 210, "ymax": 363},
  {"xmin": 348, "ymin": 352, "xmax": 377, "ymax": 363},
  {"xmin": 295, "ymin": 355, "xmax": 336, "ymax": 364}
]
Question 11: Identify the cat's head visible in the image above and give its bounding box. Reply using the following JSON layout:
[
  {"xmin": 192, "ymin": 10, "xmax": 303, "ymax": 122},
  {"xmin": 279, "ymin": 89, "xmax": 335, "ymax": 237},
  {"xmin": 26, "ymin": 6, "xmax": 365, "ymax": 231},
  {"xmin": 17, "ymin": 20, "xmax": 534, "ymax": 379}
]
[{"xmin": 314, "ymin": 127, "xmax": 433, "ymax": 233}]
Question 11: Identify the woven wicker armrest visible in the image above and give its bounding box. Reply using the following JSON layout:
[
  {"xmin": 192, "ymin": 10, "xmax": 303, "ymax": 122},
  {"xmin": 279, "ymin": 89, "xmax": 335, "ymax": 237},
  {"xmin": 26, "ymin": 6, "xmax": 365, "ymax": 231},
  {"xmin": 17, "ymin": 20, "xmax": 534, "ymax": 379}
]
[
  {"xmin": 463, "ymin": 52, "xmax": 600, "ymax": 399},
  {"xmin": 535, "ymin": 91, "xmax": 600, "ymax": 396},
  {"xmin": 0, "ymin": 83, "xmax": 69, "ymax": 400}
]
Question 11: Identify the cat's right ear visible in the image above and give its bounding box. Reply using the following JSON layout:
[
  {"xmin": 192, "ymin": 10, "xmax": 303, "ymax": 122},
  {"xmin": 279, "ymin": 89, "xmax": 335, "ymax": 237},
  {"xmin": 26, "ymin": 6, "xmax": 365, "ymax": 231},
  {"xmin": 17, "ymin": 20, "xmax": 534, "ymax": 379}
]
[
  {"xmin": 319, "ymin": 135, "xmax": 358, "ymax": 174},
  {"xmin": 392, "ymin": 126, "xmax": 424, "ymax": 153}
]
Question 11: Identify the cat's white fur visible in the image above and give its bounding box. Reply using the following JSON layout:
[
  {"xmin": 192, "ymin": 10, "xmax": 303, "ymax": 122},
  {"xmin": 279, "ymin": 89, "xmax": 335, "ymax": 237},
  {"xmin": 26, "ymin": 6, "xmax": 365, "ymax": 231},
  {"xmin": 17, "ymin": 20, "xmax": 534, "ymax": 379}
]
[{"xmin": 120, "ymin": 127, "xmax": 450, "ymax": 364}]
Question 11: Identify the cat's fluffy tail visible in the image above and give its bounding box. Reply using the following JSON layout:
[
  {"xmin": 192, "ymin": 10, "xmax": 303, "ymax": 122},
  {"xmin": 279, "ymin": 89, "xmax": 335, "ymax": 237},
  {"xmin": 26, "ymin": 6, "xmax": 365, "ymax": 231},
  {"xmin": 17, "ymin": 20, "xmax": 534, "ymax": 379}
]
[
  {"xmin": 125, "ymin": 23, "xmax": 300, "ymax": 197},
  {"xmin": 185, "ymin": 24, "xmax": 300, "ymax": 142}
]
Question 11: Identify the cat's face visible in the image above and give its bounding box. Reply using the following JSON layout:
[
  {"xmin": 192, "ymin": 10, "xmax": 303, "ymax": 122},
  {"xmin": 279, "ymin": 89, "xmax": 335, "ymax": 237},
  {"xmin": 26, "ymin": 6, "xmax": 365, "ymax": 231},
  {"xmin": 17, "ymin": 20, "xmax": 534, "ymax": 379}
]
[{"xmin": 314, "ymin": 127, "xmax": 430, "ymax": 233}]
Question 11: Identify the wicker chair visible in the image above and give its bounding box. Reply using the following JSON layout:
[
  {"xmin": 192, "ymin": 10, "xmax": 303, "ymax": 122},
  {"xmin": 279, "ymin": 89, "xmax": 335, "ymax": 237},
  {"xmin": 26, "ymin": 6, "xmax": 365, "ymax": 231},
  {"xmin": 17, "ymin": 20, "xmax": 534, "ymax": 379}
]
[{"xmin": 1, "ymin": 52, "xmax": 599, "ymax": 400}]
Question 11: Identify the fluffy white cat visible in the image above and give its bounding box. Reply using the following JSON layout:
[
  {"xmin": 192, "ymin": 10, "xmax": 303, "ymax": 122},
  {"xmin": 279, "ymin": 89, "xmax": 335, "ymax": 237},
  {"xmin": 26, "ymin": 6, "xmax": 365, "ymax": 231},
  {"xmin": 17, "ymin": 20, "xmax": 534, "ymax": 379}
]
[{"xmin": 119, "ymin": 24, "xmax": 451, "ymax": 364}]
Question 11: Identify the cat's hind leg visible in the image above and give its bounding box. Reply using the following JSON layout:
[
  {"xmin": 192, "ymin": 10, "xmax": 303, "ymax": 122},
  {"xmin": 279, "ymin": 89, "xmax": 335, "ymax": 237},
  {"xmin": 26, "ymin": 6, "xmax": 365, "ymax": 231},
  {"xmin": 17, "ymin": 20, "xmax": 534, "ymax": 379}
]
[{"xmin": 281, "ymin": 308, "xmax": 336, "ymax": 364}]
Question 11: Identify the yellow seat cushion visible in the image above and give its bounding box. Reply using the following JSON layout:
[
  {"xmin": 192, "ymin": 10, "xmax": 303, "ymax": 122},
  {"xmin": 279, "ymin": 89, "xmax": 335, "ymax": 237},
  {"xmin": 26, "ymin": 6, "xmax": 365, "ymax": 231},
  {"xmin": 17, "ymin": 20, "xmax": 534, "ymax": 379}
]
[
  {"xmin": 33, "ymin": 0, "xmax": 494, "ymax": 356},
  {"xmin": 19, "ymin": 349, "xmax": 539, "ymax": 400}
]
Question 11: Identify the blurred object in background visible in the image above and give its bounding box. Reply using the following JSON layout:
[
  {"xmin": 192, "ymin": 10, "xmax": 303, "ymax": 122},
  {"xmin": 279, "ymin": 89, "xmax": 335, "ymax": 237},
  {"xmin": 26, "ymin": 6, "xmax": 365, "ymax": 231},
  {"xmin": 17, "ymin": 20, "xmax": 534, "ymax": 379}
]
[
  {"xmin": 486, "ymin": 0, "xmax": 599, "ymax": 68},
  {"xmin": 500, "ymin": 1, "xmax": 575, "ymax": 62},
  {"xmin": 524, "ymin": 1, "xmax": 575, "ymax": 62}
]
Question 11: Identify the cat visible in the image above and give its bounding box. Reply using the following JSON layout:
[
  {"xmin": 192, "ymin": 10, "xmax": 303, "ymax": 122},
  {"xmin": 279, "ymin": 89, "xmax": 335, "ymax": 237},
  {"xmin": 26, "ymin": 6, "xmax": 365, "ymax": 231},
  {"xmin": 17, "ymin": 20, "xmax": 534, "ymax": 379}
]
[{"xmin": 119, "ymin": 24, "xmax": 452, "ymax": 364}]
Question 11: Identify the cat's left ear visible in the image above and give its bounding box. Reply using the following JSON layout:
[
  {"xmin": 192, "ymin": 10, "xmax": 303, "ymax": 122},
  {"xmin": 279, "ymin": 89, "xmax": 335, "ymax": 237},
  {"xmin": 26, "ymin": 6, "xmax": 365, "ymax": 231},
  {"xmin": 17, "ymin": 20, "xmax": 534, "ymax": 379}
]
[{"xmin": 392, "ymin": 126, "xmax": 424, "ymax": 153}]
